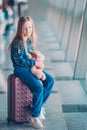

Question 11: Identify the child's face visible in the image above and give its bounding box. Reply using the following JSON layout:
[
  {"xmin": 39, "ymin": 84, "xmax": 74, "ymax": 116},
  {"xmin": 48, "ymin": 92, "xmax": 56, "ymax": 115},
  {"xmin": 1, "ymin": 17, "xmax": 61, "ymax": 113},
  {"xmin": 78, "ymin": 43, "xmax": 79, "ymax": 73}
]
[{"xmin": 22, "ymin": 21, "xmax": 33, "ymax": 39}]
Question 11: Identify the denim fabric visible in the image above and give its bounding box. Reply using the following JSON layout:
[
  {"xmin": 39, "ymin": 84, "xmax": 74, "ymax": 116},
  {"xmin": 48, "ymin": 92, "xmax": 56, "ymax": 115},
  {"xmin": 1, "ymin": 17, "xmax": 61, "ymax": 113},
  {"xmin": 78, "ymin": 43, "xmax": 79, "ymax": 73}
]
[{"xmin": 11, "ymin": 39, "xmax": 36, "ymax": 67}]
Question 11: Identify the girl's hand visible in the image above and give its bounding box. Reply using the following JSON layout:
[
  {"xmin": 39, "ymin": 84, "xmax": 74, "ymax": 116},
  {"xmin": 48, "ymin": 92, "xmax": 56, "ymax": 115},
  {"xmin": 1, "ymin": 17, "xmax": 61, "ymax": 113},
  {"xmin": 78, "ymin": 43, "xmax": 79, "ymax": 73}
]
[{"xmin": 28, "ymin": 54, "xmax": 32, "ymax": 59}]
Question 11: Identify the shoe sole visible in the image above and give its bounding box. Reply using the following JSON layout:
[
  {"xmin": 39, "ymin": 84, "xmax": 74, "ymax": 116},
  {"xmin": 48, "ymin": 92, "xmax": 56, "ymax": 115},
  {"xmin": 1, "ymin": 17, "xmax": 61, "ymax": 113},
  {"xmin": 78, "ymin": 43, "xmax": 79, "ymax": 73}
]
[{"xmin": 30, "ymin": 118, "xmax": 44, "ymax": 129}]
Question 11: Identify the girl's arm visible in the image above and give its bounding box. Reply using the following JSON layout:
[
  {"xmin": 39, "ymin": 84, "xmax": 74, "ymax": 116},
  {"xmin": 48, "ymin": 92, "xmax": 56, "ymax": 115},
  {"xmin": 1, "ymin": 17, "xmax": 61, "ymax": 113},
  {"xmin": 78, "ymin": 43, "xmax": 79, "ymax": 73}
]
[{"xmin": 11, "ymin": 44, "xmax": 36, "ymax": 67}]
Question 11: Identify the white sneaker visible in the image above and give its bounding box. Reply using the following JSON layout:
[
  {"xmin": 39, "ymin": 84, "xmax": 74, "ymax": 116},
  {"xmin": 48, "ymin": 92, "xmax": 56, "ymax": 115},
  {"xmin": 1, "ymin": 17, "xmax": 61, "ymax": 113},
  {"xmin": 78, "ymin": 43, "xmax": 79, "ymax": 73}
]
[
  {"xmin": 41, "ymin": 107, "xmax": 46, "ymax": 115},
  {"xmin": 39, "ymin": 112, "xmax": 45, "ymax": 120},
  {"xmin": 30, "ymin": 117, "xmax": 44, "ymax": 129},
  {"xmin": 39, "ymin": 108, "xmax": 46, "ymax": 120}
]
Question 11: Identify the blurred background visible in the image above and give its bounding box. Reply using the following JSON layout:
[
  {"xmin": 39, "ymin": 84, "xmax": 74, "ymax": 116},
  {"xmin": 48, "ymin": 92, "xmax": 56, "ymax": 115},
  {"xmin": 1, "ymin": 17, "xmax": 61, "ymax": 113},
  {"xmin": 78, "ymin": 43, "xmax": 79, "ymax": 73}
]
[{"xmin": 0, "ymin": 0, "xmax": 87, "ymax": 130}]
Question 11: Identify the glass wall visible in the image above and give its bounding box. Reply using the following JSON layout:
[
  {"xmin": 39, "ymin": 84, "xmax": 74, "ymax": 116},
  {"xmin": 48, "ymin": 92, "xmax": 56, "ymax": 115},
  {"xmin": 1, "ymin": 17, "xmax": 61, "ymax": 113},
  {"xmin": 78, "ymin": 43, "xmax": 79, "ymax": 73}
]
[{"xmin": 47, "ymin": 0, "xmax": 87, "ymax": 80}]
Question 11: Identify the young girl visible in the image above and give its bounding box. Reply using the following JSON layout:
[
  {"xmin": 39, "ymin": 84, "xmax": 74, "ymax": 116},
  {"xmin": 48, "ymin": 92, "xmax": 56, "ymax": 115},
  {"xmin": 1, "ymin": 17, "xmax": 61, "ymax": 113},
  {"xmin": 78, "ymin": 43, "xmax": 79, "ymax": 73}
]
[{"xmin": 8, "ymin": 16, "xmax": 54, "ymax": 129}]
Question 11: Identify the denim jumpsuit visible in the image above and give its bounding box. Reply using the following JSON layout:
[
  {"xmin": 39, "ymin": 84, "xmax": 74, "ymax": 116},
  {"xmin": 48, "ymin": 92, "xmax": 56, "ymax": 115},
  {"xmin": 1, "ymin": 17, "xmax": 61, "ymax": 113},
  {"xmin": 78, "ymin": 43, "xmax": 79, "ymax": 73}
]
[{"xmin": 11, "ymin": 39, "xmax": 54, "ymax": 117}]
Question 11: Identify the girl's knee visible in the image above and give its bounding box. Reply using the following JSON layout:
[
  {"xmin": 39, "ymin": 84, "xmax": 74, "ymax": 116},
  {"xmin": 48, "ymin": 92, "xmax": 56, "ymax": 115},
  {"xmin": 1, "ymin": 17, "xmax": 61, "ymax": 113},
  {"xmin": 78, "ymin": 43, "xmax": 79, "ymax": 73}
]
[
  {"xmin": 51, "ymin": 76, "xmax": 55, "ymax": 85},
  {"xmin": 49, "ymin": 75, "xmax": 55, "ymax": 85},
  {"xmin": 45, "ymin": 72, "xmax": 54, "ymax": 84}
]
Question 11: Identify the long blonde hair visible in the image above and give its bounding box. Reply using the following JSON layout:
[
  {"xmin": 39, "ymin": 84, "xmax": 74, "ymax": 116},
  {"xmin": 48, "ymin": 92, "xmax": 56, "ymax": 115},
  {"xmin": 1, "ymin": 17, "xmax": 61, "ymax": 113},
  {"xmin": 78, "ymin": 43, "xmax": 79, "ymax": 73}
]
[{"xmin": 8, "ymin": 16, "xmax": 37, "ymax": 50}]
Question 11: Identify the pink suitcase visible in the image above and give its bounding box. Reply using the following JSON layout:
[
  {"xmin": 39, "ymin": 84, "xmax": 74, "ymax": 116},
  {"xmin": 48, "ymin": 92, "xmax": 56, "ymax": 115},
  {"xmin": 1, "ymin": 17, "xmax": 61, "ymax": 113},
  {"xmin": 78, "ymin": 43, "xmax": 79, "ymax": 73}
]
[{"xmin": 7, "ymin": 74, "xmax": 33, "ymax": 123}]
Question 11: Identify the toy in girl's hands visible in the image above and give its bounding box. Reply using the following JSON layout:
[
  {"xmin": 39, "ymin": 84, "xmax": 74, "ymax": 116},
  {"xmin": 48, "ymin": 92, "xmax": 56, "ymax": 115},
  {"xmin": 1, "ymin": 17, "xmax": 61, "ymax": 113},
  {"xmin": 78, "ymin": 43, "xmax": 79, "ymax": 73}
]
[
  {"xmin": 31, "ymin": 50, "xmax": 45, "ymax": 62},
  {"xmin": 27, "ymin": 50, "xmax": 46, "ymax": 80}
]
